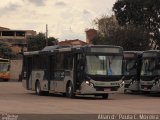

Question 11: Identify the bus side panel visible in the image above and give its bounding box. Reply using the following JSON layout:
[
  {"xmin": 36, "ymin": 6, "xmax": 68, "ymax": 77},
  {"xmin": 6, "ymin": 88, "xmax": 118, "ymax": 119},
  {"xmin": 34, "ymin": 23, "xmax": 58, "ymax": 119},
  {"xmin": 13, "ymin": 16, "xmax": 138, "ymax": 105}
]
[
  {"xmin": 31, "ymin": 70, "xmax": 44, "ymax": 90},
  {"xmin": 49, "ymin": 55, "xmax": 55, "ymax": 91},
  {"xmin": 54, "ymin": 70, "xmax": 66, "ymax": 92},
  {"xmin": 31, "ymin": 55, "xmax": 50, "ymax": 91},
  {"xmin": 63, "ymin": 71, "xmax": 74, "ymax": 92}
]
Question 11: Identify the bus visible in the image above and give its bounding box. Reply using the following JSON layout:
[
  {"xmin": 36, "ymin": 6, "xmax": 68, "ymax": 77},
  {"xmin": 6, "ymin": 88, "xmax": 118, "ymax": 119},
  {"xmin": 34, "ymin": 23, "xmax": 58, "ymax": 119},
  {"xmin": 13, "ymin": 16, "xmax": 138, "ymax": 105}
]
[
  {"xmin": 123, "ymin": 51, "xmax": 142, "ymax": 93},
  {"xmin": 0, "ymin": 58, "xmax": 10, "ymax": 81},
  {"xmin": 140, "ymin": 50, "xmax": 160, "ymax": 93},
  {"xmin": 22, "ymin": 45, "xmax": 124, "ymax": 99}
]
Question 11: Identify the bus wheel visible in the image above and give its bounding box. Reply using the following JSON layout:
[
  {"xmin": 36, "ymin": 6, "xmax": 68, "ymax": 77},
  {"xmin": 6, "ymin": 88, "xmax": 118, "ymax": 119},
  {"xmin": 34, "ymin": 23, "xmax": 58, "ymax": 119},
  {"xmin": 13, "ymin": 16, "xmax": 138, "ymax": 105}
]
[
  {"xmin": 66, "ymin": 82, "xmax": 75, "ymax": 98},
  {"xmin": 35, "ymin": 81, "xmax": 42, "ymax": 96},
  {"xmin": 102, "ymin": 94, "xmax": 109, "ymax": 99},
  {"xmin": 3, "ymin": 79, "xmax": 9, "ymax": 82}
]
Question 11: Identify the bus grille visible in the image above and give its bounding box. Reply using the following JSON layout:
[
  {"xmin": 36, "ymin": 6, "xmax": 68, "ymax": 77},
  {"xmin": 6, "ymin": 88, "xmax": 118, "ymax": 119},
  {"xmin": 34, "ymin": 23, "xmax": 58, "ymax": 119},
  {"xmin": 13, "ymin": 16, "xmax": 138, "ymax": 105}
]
[
  {"xmin": 141, "ymin": 85, "xmax": 152, "ymax": 89},
  {"xmin": 124, "ymin": 84, "xmax": 130, "ymax": 88}
]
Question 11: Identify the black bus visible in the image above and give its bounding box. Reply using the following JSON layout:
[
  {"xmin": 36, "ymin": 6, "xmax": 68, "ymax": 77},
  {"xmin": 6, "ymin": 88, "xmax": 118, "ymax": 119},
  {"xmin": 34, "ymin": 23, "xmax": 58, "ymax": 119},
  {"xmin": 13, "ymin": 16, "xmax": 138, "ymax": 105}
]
[
  {"xmin": 123, "ymin": 51, "xmax": 142, "ymax": 92},
  {"xmin": 140, "ymin": 50, "xmax": 160, "ymax": 93}
]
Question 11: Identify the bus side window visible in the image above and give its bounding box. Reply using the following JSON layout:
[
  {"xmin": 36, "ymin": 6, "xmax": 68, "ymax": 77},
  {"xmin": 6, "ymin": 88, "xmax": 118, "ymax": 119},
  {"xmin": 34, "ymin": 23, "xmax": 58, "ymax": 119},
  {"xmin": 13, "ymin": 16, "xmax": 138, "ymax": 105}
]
[
  {"xmin": 50, "ymin": 56, "xmax": 55, "ymax": 79},
  {"xmin": 55, "ymin": 53, "xmax": 65, "ymax": 70},
  {"xmin": 32, "ymin": 55, "xmax": 40, "ymax": 70},
  {"xmin": 64, "ymin": 53, "xmax": 73, "ymax": 70}
]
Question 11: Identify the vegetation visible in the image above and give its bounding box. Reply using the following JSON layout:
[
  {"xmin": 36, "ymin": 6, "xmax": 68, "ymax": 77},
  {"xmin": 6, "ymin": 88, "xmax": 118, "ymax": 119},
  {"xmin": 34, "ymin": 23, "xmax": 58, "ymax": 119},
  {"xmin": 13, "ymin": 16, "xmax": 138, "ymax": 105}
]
[
  {"xmin": 27, "ymin": 33, "xmax": 58, "ymax": 51},
  {"xmin": 93, "ymin": 15, "xmax": 150, "ymax": 51},
  {"xmin": 0, "ymin": 42, "xmax": 12, "ymax": 58},
  {"xmin": 113, "ymin": 0, "xmax": 160, "ymax": 49}
]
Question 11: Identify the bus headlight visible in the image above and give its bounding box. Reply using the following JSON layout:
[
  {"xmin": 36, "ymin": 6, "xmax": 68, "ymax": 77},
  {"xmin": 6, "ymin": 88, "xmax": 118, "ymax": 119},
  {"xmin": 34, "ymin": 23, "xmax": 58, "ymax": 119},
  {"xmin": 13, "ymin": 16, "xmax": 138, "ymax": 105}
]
[
  {"xmin": 123, "ymin": 81, "xmax": 125, "ymax": 84},
  {"xmin": 85, "ymin": 81, "xmax": 94, "ymax": 87},
  {"xmin": 120, "ymin": 81, "xmax": 125, "ymax": 87},
  {"xmin": 85, "ymin": 81, "xmax": 89, "ymax": 84}
]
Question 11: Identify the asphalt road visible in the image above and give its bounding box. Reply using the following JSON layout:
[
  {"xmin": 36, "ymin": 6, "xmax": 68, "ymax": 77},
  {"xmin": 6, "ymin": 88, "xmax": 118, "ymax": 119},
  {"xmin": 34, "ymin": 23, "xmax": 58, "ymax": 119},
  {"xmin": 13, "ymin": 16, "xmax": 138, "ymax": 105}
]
[{"xmin": 0, "ymin": 82, "xmax": 160, "ymax": 114}]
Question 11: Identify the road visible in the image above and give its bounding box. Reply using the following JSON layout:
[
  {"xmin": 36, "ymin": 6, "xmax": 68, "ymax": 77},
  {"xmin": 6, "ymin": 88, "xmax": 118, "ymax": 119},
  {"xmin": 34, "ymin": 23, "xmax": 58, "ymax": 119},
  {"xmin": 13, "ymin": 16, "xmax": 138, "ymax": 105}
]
[{"xmin": 0, "ymin": 82, "xmax": 160, "ymax": 114}]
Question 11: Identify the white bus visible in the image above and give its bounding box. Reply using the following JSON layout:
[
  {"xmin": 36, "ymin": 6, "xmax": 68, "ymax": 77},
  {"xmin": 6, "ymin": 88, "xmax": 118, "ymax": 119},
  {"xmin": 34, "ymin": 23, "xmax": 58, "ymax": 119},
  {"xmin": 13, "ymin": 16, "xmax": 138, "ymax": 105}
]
[
  {"xmin": 140, "ymin": 50, "xmax": 160, "ymax": 93},
  {"xmin": 22, "ymin": 45, "xmax": 124, "ymax": 99}
]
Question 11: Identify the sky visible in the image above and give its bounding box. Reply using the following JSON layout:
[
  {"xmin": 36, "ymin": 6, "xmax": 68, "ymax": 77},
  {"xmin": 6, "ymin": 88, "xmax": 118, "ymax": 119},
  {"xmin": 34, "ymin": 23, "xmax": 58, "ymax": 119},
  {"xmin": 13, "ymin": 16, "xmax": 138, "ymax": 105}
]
[{"xmin": 0, "ymin": 0, "xmax": 117, "ymax": 41}]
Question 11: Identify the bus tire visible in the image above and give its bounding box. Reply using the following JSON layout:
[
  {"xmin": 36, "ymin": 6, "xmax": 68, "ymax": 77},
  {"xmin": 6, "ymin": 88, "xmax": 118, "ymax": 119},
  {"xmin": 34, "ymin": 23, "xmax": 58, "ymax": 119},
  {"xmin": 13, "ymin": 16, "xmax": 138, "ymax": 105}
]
[
  {"xmin": 124, "ymin": 89, "xmax": 128, "ymax": 94},
  {"xmin": 62, "ymin": 93, "xmax": 66, "ymax": 97},
  {"xmin": 66, "ymin": 82, "xmax": 75, "ymax": 98},
  {"xmin": 35, "ymin": 81, "xmax": 43, "ymax": 96},
  {"xmin": 3, "ymin": 79, "xmax": 9, "ymax": 82},
  {"xmin": 102, "ymin": 94, "xmax": 109, "ymax": 99},
  {"xmin": 141, "ymin": 91, "xmax": 150, "ymax": 94}
]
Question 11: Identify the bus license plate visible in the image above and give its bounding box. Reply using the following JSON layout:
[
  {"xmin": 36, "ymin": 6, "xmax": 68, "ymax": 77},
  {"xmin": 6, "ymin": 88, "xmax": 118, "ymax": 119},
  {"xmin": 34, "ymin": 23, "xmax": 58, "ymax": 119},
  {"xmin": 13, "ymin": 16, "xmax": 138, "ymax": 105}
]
[{"xmin": 104, "ymin": 88, "xmax": 111, "ymax": 92}]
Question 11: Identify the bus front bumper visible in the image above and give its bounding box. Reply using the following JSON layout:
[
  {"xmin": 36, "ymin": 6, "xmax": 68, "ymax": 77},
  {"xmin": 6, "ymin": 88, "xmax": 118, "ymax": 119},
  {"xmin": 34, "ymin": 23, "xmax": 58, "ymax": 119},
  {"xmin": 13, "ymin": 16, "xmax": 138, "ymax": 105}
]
[
  {"xmin": 124, "ymin": 80, "xmax": 139, "ymax": 91},
  {"xmin": 140, "ymin": 80, "xmax": 160, "ymax": 92},
  {"xmin": 78, "ymin": 81, "xmax": 122, "ymax": 95}
]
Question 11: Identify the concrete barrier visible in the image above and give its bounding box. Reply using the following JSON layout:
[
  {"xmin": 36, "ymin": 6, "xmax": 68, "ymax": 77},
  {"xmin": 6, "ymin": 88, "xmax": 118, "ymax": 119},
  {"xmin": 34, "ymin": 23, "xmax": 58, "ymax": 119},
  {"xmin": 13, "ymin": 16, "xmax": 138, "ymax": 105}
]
[{"xmin": 10, "ymin": 59, "xmax": 22, "ymax": 81}]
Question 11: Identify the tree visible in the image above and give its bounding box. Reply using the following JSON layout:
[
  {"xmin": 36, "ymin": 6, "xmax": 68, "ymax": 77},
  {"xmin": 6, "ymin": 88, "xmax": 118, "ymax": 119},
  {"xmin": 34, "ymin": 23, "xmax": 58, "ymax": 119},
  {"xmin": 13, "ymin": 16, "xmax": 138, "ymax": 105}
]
[
  {"xmin": 0, "ymin": 41, "xmax": 12, "ymax": 58},
  {"xmin": 113, "ymin": 0, "xmax": 160, "ymax": 48},
  {"xmin": 27, "ymin": 33, "xmax": 58, "ymax": 51},
  {"xmin": 27, "ymin": 33, "xmax": 46, "ymax": 51},
  {"xmin": 93, "ymin": 15, "xmax": 150, "ymax": 51},
  {"xmin": 47, "ymin": 37, "xmax": 58, "ymax": 46}
]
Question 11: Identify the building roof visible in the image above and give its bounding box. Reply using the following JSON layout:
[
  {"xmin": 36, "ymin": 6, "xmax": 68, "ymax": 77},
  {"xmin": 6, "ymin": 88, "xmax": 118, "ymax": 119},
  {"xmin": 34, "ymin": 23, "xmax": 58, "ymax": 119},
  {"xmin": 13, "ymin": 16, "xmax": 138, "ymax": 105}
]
[
  {"xmin": 58, "ymin": 39, "xmax": 88, "ymax": 46},
  {"xmin": 0, "ymin": 26, "xmax": 36, "ymax": 32},
  {"xmin": 0, "ymin": 27, "xmax": 10, "ymax": 30}
]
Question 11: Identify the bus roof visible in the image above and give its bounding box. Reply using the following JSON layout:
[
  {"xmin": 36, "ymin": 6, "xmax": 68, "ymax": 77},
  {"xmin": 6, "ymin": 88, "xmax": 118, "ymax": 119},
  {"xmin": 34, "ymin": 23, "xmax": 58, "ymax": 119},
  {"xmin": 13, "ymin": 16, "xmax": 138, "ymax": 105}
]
[
  {"xmin": 123, "ymin": 51, "xmax": 143, "ymax": 58},
  {"xmin": 23, "ymin": 45, "xmax": 123, "ymax": 56},
  {"xmin": 143, "ymin": 50, "xmax": 160, "ymax": 53},
  {"xmin": 124, "ymin": 51, "xmax": 143, "ymax": 54},
  {"xmin": 142, "ymin": 50, "xmax": 160, "ymax": 57}
]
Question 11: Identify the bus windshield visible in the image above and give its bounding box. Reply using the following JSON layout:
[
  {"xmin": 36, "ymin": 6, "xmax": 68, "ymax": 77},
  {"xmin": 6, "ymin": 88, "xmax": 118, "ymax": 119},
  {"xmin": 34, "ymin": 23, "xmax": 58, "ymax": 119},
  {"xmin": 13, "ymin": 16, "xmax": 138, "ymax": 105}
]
[
  {"xmin": 0, "ymin": 63, "xmax": 9, "ymax": 72},
  {"xmin": 123, "ymin": 59, "xmax": 137, "ymax": 75},
  {"xmin": 141, "ymin": 58, "xmax": 158, "ymax": 76},
  {"xmin": 85, "ymin": 55, "xmax": 122, "ymax": 76}
]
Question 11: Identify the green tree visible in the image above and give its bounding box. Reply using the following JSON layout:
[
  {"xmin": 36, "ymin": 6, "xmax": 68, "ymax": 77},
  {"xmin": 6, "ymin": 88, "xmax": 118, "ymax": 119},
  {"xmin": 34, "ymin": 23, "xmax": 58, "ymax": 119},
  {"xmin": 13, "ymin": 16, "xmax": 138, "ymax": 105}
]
[
  {"xmin": 47, "ymin": 37, "xmax": 58, "ymax": 46},
  {"xmin": 93, "ymin": 15, "xmax": 150, "ymax": 51},
  {"xmin": 0, "ymin": 42, "xmax": 12, "ymax": 58},
  {"xmin": 27, "ymin": 33, "xmax": 58, "ymax": 51},
  {"xmin": 113, "ymin": 0, "xmax": 160, "ymax": 48},
  {"xmin": 28, "ymin": 33, "xmax": 46, "ymax": 51}
]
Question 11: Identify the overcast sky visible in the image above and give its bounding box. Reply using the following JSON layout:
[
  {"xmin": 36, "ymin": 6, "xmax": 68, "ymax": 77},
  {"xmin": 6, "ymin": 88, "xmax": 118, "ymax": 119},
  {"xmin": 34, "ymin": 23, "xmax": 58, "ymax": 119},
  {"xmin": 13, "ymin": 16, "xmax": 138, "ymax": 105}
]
[{"xmin": 0, "ymin": 0, "xmax": 116, "ymax": 41}]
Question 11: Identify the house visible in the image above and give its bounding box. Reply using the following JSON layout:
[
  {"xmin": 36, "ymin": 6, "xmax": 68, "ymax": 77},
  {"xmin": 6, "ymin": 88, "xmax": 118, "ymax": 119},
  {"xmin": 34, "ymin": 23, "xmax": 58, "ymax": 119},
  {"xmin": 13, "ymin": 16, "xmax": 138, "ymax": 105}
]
[
  {"xmin": 85, "ymin": 29, "xmax": 97, "ymax": 44},
  {"xmin": 58, "ymin": 39, "xmax": 88, "ymax": 46},
  {"xmin": 0, "ymin": 26, "xmax": 36, "ymax": 54}
]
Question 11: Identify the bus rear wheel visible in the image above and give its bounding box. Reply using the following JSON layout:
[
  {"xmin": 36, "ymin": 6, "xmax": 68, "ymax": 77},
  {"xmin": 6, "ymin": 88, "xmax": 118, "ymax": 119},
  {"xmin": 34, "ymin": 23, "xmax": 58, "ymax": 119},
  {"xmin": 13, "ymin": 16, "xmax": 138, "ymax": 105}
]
[
  {"xmin": 102, "ymin": 94, "xmax": 109, "ymax": 99},
  {"xmin": 66, "ymin": 82, "xmax": 75, "ymax": 98},
  {"xmin": 35, "ymin": 81, "xmax": 43, "ymax": 96}
]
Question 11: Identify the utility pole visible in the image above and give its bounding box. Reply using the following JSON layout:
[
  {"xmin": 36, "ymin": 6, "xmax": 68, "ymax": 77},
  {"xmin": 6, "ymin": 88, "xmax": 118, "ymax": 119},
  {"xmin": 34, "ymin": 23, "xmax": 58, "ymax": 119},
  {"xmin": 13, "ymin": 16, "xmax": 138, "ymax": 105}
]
[{"xmin": 46, "ymin": 24, "xmax": 48, "ymax": 46}]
